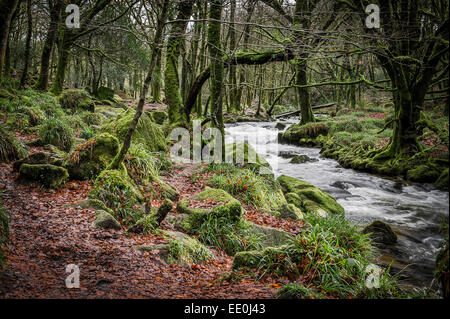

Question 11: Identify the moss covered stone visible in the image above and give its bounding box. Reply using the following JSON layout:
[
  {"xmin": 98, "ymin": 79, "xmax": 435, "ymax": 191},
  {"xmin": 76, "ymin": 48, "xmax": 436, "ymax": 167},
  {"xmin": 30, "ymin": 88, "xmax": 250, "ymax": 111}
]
[
  {"xmin": 0, "ymin": 124, "xmax": 28, "ymax": 163},
  {"xmin": 176, "ymin": 187, "xmax": 243, "ymax": 232},
  {"xmin": 128, "ymin": 212, "xmax": 158, "ymax": 234},
  {"xmin": 13, "ymin": 151, "xmax": 64, "ymax": 172},
  {"xmin": 225, "ymin": 142, "xmax": 272, "ymax": 174},
  {"xmin": 277, "ymin": 175, "xmax": 345, "ymax": 215},
  {"xmin": 96, "ymin": 86, "xmax": 114, "ymax": 101},
  {"xmin": 435, "ymin": 168, "xmax": 449, "ymax": 191},
  {"xmin": 362, "ymin": 220, "xmax": 397, "ymax": 245},
  {"xmin": 89, "ymin": 168, "xmax": 144, "ymax": 223},
  {"xmin": 232, "ymin": 250, "xmax": 264, "ymax": 269},
  {"xmin": 406, "ymin": 165, "xmax": 440, "ymax": 183},
  {"xmin": 58, "ymin": 89, "xmax": 95, "ymax": 112},
  {"xmin": 149, "ymin": 110, "xmax": 168, "ymax": 125},
  {"xmin": 248, "ymin": 221, "xmax": 292, "ymax": 248},
  {"xmin": 65, "ymin": 133, "xmax": 119, "ymax": 180},
  {"xmin": 101, "ymin": 108, "xmax": 167, "ymax": 152},
  {"xmin": 281, "ymin": 122, "xmax": 329, "ymax": 145},
  {"xmin": 92, "ymin": 210, "xmax": 121, "ymax": 230},
  {"xmin": 69, "ymin": 198, "xmax": 114, "ymax": 214},
  {"xmin": 19, "ymin": 164, "xmax": 69, "ymax": 188},
  {"xmin": 278, "ymin": 203, "xmax": 304, "ymax": 220},
  {"xmin": 290, "ymin": 155, "xmax": 313, "ymax": 164}
]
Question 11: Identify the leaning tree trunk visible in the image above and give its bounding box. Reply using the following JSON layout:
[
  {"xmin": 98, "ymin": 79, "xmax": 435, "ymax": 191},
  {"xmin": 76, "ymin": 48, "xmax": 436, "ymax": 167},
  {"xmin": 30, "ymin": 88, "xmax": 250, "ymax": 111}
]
[
  {"xmin": 35, "ymin": 0, "xmax": 63, "ymax": 91},
  {"xmin": 108, "ymin": 0, "xmax": 170, "ymax": 170}
]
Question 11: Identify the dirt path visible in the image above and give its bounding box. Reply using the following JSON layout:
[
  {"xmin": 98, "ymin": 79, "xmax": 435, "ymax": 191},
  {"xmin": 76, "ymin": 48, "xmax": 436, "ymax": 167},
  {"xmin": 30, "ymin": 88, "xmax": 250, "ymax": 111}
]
[{"xmin": 0, "ymin": 162, "xmax": 280, "ymax": 299}]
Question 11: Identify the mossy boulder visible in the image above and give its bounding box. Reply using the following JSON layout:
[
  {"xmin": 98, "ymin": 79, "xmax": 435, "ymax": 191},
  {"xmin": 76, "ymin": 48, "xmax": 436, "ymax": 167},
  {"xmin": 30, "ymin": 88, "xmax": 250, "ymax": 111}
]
[
  {"xmin": 0, "ymin": 124, "xmax": 27, "ymax": 163},
  {"xmin": 290, "ymin": 155, "xmax": 314, "ymax": 164},
  {"xmin": 225, "ymin": 142, "xmax": 272, "ymax": 175},
  {"xmin": 101, "ymin": 108, "xmax": 167, "ymax": 152},
  {"xmin": 69, "ymin": 198, "xmax": 114, "ymax": 214},
  {"xmin": 277, "ymin": 175, "xmax": 345, "ymax": 216},
  {"xmin": 19, "ymin": 164, "xmax": 69, "ymax": 188},
  {"xmin": 149, "ymin": 110, "xmax": 168, "ymax": 125},
  {"xmin": 96, "ymin": 86, "xmax": 114, "ymax": 101},
  {"xmin": 248, "ymin": 222, "xmax": 292, "ymax": 248},
  {"xmin": 435, "ymin": 168, "xmax": 449, "ymax": 191},
  {"xmin": 176, "ymin": 187, "xmax": 243, "ymax": 233},
  {"xmin": 92, "ymin": 210, "xmax": 121, "ymax": 230},
  {"xmin": 128, "ymin": 212, "xmax": 158, "ymax": 234},
  {"xmin": 65, "ymin": 133, "xmax": 119, "ymax": 180},
  {"xmin": 89, "ymin": 168, "xmax": 144, "ymax": 224},
  {"xmin": 58, "ymin": 89, "xmax": 95, "ymax": 112},
  {"xmin": 232, "ymin": 245, "xmax": 288, "ymax": 269},
  {"xmin": 362, "ymin": 220, "xmax": 397, "ymax": 245},
  {"xmin": 406, "ymin": 165, "xmax": 440, "ymax": 183},
  {"xmin": 278, "ymin": 203, "xmax": 304, "ymax": 220},
  {"xmin": 13, "ymin": 151, "xmax": 64, "ymax": 172},
  {"xmin": 281, "ymin": 122, "xmax": 329, "ymax": 145},
  {"xmin": 134, "ymin": 231, "xmax": 213, "ymax": 266}
]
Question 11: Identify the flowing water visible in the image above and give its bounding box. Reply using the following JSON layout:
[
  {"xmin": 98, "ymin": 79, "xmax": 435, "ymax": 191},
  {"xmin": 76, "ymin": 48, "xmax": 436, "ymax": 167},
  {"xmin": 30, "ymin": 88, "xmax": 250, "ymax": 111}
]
[{"xmin": 225, "ymin": 118, "xmax": 449, "ymax": 288}]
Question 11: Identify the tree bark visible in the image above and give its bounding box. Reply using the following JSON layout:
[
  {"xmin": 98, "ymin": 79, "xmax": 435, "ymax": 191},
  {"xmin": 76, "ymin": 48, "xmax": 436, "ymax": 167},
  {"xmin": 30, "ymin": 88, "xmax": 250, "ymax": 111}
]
[{"xmin": 0, "ymin": 0, "xmax": 20, "ymax": 83}]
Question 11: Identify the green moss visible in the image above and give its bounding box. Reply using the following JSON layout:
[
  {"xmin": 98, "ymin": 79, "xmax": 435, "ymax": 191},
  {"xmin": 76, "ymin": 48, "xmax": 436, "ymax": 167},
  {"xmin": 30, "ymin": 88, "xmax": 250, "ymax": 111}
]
[
  {"xmin": 206, "ymin": 164, "xmax": 286, "ymax": 215},
  {"xmin": 435, "ymin": 236, "xmax": 449, "ymax": 298},
  {"xmin": 362, "ymin": 220, "xmax": 397, "ymax": 245},
  {"xmin": 225, "ymin": 142, "xmax": 272, "ymax": 174},
  {"xmin": 406, "ymin": 165, "xmax": 440, "ymax": 183},
  {"xmin": 232, "ymin": 250, "xmax": 264, "ymax": 269},
  {"xmin": 277, "ymin": 283, "xmax": 324, "ymax": 299},
  {"xmin": 66, "ymin": 133, "xmax": 119, "ymax": 180},
  {"xmin": 248, "ymin": 222, "xmax": 292, "ymax": 247},
  {"xmin": 277, "ymin": 175, "xmax": 345, "ymax": 215},
  {"xmin": 70, "ymin": 198, "xmax": 114, "ymax": 214},
  {"xmin": 177, "ymin": 187, "xmax": 243, "ymax": 231},
  {"xmin": 281, "ymin": 122, "xmax": 329, "ymax": 145},
  {"xmin": 6, "ymin": 112, "xmax": 29, "ymax": 131},
  {"xmin": 92, "ymin": 210, "xmax": 121, "ymax": 230},
  {"xmin": 279, "ymin": 203, "xmax": 304, "ymax": 220},
  {"xmin": 149, "ymin": 110, "xmax": 167, "ymax": 125},
  {"xmin": 435, "ymin": 168, "xmax": 449, "ymax": 191},
  {"xmin": 0, "ymin": 123, "xmax": 27, "ymax": 163},
  {"xmin": 13, "ymin": 151, "xmax": 64, "ymax": 171},
  {"xmin": 101, "ymin": 108, "xmax": 167, "ymax": 152},
  {"xmin": 89, "ymin": 168, "xmax": 144, "ymax": 225},
  {"xmin": 96, "ymin": 86, "xmax": 114, "ymax": 101},
  {"xmin": 166, "ymin": 234, "xmax": 214, "ymax": 265},
  {"xmin": 39, "ymin": 117, "xmax": 75, "ymax": 152},
  {"xmin": 19, "ymin": 164, "xmax": 69, "ymax": 188},
  {"xmin": 58, "ymin": 89, "xmax": 95, "ymax": 112},
  {"xmin": 129, "ymin": 212, "xmax": 159, "ymax": 234}
]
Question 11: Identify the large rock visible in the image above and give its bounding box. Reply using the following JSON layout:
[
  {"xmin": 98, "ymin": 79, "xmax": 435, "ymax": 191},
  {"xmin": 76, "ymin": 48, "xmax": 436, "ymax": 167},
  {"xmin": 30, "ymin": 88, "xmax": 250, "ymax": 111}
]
[
  {"xmin": 19, "ymin": 164, "xmax": 68, "ymax": 188},
  {"xmin": 225, "ymin": 142, "xmax": 272, "ymax": 175},
  {"xmin": 133, "ymin": 231, "xmax": 213, "ymax": 266},
  {"xmin": 13, "ymin": 151, "xmax": 64, "ymax": 172},
  {"xmin": 58, "ymin": 89, "xmax": 95, "ymax": 112},
  {"xmin": 248, "ymin": 222, "xmax": 292, "ymax": 248},
  {"xmin": 92, "ymin": 210, "xmax": 121, "ymax": 230},
  {"xmin": 65, "ymin": 133, "xmax": 119, "ymax": 180},
  {"xmin": 176, "ymin": 187, "xmax": 243, "ymax": 233},
  {"xmin": 362, "ymin": 220, "xmax": 397, "ymax": 245},
  {"xmin": 96, "ymin": 86, "xmax": 114, "ymax": 101},
  {"xmin": 406, "ymin": 165, "xmax": 440, "ymax": 183},
  {"xmin": 277, "ymin": 175, "xmax": 345, "ymax": 216},
  {"xmin": 101, "ymin": 108, "xmax": 167, "ymax": 152}
]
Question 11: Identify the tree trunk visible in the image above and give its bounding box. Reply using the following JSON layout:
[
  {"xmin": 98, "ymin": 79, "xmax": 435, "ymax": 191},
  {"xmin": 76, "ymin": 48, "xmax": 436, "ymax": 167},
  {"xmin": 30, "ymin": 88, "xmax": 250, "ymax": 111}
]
[
  {"xmin": 109, "ymin": 0, "xmax": 170, "ymax": 170},
  {"xmin": 0, "ymin": 0, "xmax": 20, "ymax": 83},
  {"xmin": 50, "ymin": 30, "xmax": 71, "ymax": 95},
  {"xmin": 35, "ymin": 0, "xmax": 63, "ymax": 91},
  {"xmin": 164, "ymin": 0, "xmax": 194, "ymax": 125},
  {"xmin": 20, "ymin": 0, "xmax": 32, "ymax": 88}
]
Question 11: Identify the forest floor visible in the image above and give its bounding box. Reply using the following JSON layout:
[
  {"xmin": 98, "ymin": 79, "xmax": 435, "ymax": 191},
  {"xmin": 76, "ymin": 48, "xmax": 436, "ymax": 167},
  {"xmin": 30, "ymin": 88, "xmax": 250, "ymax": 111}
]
[{"xmin": 0, "ymin": 158, "xmax": 298, "ymax": 298}]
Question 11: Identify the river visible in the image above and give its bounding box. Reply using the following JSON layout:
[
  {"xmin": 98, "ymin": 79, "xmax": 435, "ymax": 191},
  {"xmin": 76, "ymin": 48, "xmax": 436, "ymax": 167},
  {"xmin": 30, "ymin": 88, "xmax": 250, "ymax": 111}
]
[{"xmin": 225, "ymin": 118, "xmax": 449, "ymax": 289}]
